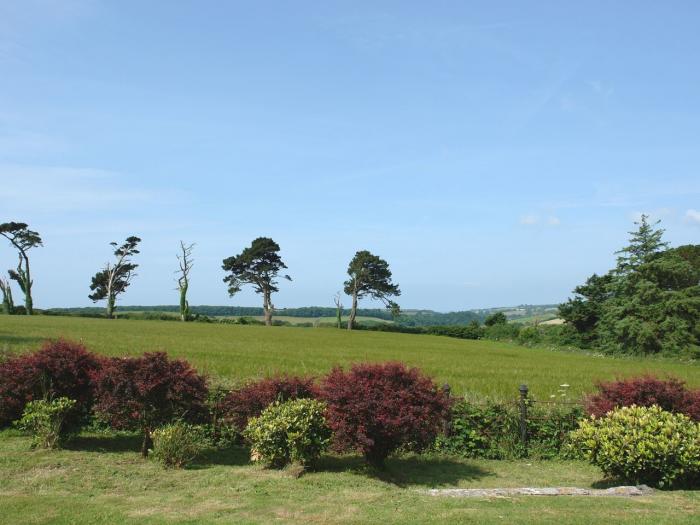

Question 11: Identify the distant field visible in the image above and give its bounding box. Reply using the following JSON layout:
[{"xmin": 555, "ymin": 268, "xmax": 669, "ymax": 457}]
[{"xmin": 2, "ymin": 316, "xmax": 698, "ymax": 401}]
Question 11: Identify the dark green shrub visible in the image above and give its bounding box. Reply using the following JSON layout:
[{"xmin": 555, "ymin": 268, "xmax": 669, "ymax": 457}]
[
  {"xmin": 435, "ymin": 399, "xmax": 584, "ymax": 460},
  {"xmin": 244, "ymin": 398, "xmax": 331, "ymax": 469},
  {"xmin": 483, "ymin": 323, "xmax": 522, "ymax": 342},
  {"xmin": 570, "ymin": 405, "xmax": 700, "ymax": 488},
  {"xmin": 517, "ymin": 326, "xmax": 543, "ymax": 346},
  {"xmin": 151, "ymin": 421, "xmax": 206, "ymax": 468},
  {"xmin": 17, "ymin": 397, "xmax": 77, "ymax": 449},
  {"xmin": 434, "ymin": 400, "xmax": 518, "ymax": 459}
]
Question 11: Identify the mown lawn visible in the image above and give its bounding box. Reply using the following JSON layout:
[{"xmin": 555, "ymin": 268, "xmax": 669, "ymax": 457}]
[
  {"xmin": 1, "ymin": 430, "xmax": 699, "ymax": 524},
  {"xmin": 1, "ymin": 315, "xmax": 698, "ymax": 400}
]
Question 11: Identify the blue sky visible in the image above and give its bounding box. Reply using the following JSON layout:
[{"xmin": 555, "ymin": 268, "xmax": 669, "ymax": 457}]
[{"xmin": 1, "ymin": 1, "xmax": 698, "ymax": 311}]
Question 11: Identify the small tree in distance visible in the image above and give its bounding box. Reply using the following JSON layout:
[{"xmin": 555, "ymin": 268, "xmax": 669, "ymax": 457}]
[
  {"xmin": 484, "ymin": 311, "xmax": 507, "ymax": 326},
  {"xmin": 88, "ymin": 236, "xmax": 141, "ymax": 319},
  {"xmin": 176, "ymin": 241, "xmax": 195, "ymax": 322},
  {"xmin": 344, "ymin": 250, "xmax": 400, "ymax": 330},
  {"xmin": 222, "ymin": 237, "xmax": 291, "ymax": 326},
  {"xmin": 0, "ymin": 222, "xmax": 43, "ymax": 315}
]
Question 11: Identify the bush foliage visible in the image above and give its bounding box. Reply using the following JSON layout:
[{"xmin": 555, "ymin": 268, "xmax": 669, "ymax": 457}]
[
  {"xmin": 570, "ymin": 405, "xmax": 700, "ymax": 488},
  {"xmin": 320, "ymin": 362, "xmax": 450, "ymax": 467},
  {"xmin": 0, "ymin": 339, "xmax": 103, "ymax": 428},
  {"xmin": 92, "ymin": 352, "xmax": 208, "ymax": 456},
  {"xmin": 151, "ymin": 421, "xmax": 207, "ymax": 468},
  {"xmin": 244, "ymin": 398, "xmax": 331, "ymax": 469},
  {"xmin": 434, "ymin": 399, "xmax": 583, "ymax": 459},
  {"xmin": 586, "ymin": 376, "xmax": 700, "ymax": 421},
  {"xmin": 17, "ymin": 397, "xmax": 77, "ymax": 449},
  {"xmin": 220, "ymin": 375, "xmax": 318, "ymax": 432}
]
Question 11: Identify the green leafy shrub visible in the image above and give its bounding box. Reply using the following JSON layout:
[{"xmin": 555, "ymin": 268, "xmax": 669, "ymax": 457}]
[
  {"xmin": 244, "ymin": 398, "xmax": 331, "ymax": 469},
  {"xmin": 569, "ymin": 405, "xmax": 700, "ymax": 488},
  {"xmin": 517, "ymin": 326, "xmax": 542, "ymax": 346},
  {"xmin": 435, "ymin": 399, "xmax": 584, "ymax": 460},
  {"xmin": 17, "ymin": 397, "xmax": 77, "ymax": 449},
  {"xmin": 151, "ymin": 421, "xmax": 207, "ymax": 468}
]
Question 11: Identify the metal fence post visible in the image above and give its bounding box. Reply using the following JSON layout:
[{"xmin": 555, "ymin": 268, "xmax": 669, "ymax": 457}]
[
  {"xmin": 518, "ymin": 384, "xmax": 529, "ymax": 455},
  {"xmin": 441, "ymin": 383, "xmax": 452, "ymax": 437}
]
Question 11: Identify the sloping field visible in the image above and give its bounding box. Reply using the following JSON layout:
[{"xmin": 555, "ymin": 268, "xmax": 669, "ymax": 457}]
[{"xmin": 2, "ymin": 316, "xmax": 697, "ymax": 400}]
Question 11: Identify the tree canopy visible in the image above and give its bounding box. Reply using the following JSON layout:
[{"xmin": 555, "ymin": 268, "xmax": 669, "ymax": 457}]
[
  {"xmin": 0, "ymin": 222, "xmax": 43, "ymax": 315},
  {"xmin": 89, "ymin": 236, "xmax": 141, "ymax": 318},
  {"xmin": 344, "ymin": 250, "xmax": 400, "ymax": 329},
  {"xmin": 560, "ymin": 218, "xmax": 699, "ymax": 355},
  {"xmin": 222, "ymin": 237, "xmax": 291, "ymax": 326}
]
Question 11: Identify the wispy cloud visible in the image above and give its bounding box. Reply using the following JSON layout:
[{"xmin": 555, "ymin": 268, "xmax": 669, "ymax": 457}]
[
  {"xmin": 0, "ymin": 164, "xmax": 171, "ymax": 214},
  {"xmin": 685, "ymin": 209, "xmax": 700, "ymax": 225},
  {"xmin": 588, "ymin": 80, "xmax": 614, "ymax": 98},
  {"xmin": 520, "ymin": 213, "xmax": 539, "ymax": 225},
  {"xmin": 520, "ymin": 213, "xmax": 560, "ymax": 226}
]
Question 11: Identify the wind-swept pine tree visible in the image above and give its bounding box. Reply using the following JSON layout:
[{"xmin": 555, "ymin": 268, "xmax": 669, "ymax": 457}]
[
  {"xmin": 222, "ymin": 237, "xmax": 291, "ymax": 326},
  {"xmin": 0, "ymin": 222, "xmax": 43, "ymax": 315},
  {"xmin": 89, "ymin": 236, "xmax": 141, "ymax": 318},
  {"xmin": 344, "ymin": 250, "xmax": 400, "ymax": 330}
]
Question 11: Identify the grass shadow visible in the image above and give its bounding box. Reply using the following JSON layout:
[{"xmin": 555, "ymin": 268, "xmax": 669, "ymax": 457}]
[
  {"xmin": 316, "ymin": 453, "xmax": 492, "ymax": 488},
  {"xmin": 190, "ymin": 446, "xmax": 251, "ymax": 469},
  {"xmin": 65, "ymin": 433, "xmax": 142, "ymax": 453}
]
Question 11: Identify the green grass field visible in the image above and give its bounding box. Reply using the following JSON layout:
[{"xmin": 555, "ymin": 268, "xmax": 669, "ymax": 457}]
[
  {"xmin": 1, "ymin": 315, "xmax": 698, "ymax": 400},
  {"xmin": 2, "ymin": 315, "xmax": 700, "ymax": 523},
  {"xmin": 1, "ymin": 430, "xmax": 699, "ymax": 524}
]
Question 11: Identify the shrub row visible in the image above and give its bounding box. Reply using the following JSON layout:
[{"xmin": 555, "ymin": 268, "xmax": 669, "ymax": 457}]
[{"xmin": 3, "ymin": 339, "xmax": 700, "ymax": 484}]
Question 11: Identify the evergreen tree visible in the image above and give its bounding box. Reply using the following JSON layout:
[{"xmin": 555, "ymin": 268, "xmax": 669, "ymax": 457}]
[
  {"xmin": 344, "ymin": 250, "xmax": 400, "ymax": 330},
  {"xmin": 222, "ymin": 237, "xmax": 291, "ymax": 326}
]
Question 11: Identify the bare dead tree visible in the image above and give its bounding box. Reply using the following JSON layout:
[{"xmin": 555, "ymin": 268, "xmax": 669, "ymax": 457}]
[
  {"xmin": 333, "ymin": 291, "xmax": 343, "ymax": 329},
  {"xmin": 176, "ymin": 241, "xmax": 195, "ymax": 322}
]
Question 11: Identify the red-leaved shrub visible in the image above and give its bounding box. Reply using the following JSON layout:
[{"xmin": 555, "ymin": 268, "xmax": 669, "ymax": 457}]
[
  {"xmin": 320, "ymin": 362, "xmax": 450, "ymax": 467},
  {"xmin": 92, "ymin": 352, "xmax": 208, "ymax": 456},
  {"xmin": 0, "ymin": 339, "xmax": 103, "ymax": 428},
  {"xmin": 586, "ymin": 376, "xmax": 700, "ymax": 421},
  {"xmin": 220, "ymin": 375, "xmax": 318, "ymax": 432}
]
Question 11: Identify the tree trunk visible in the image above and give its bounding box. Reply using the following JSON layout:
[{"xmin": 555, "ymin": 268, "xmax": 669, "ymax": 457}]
[
  {"xmin": 347, "ymin": 292, "xmax": 358, "ymax": 330},
  {"xmin": 179, "ymin": 283, "xmax": 188, "ymax": 321},
  {"xmin": 23, "ymin": 255, "xmax": 32, "ymax": 315},
  {"xmin": 141, "ymin": 429, "xmax": 153, "ymax": 457},
  {"xmin": 263, "ymin": 290, "xmax": 272, "ymax": 326},
  {"xmin": 106, "ymin": 294, "xmax": 115, "ymax": 319}
]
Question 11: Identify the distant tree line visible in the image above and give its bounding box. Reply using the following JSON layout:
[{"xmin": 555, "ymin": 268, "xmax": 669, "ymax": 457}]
[{"xmin": 0, "ymin": 224, "xmax": 401, "ymax": 330}]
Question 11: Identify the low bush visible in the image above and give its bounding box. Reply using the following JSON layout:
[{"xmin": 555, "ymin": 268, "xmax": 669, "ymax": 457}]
[
  {"xmin": 569, "ymin": 405, "xmax": 700, "ymax": 488},
  {"xmin": 517, "ymin": 326, "xmax": 542, "ymax": 346},
  {"xmin": 17, "ymin": 397, "xmax": 77, "ymax": 449},
  {"xmin": 434, "ymin": 399, "xmax": 583, "ymax": 459},
  {"xmin": 482, "ymin": 322, "xmax": 522, "ymax": 342},
  {"xmin": 586, "ymin": 376, "xmax": 700, "ymax": 421},
  {"xmin": 220, "ymin": 375, "xmax": 318, "ymax": 432},
  {"xmin": 320, "ymin": 362, "xmax": 450, "ymax": 468},
  {"xmin": 92, "ymin": 352, "xmax": 209, "ymax": 457},
  {"xmin": 424, "ymin": 322, "xmax": 484, "ymax": 340},
  {"xmin": 151, "ymin": 421, "xmax": 207, "ymax": 468},
  {"xmin": 244, "ymin": 398, "xmax": 331, "ymax": 469},
  {"xmin": 0, "ymin": 339, "xmax": 103, "ymax": 428}
]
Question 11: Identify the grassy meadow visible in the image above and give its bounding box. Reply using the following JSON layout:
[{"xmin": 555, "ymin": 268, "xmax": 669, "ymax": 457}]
[
  {"xmin": 2, "ymin": 315, "xmax": 700, "ymax": 524},
  {"xmin": 1, "ymin": 315, "xmax": 698, "ymax": 400},
  {"xmin": 1, "ymin": 429, "xmax": 699, "ymax": 525}
]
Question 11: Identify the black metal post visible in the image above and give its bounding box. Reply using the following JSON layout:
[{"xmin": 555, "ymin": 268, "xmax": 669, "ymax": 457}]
[
  {"xmin": 441, "ymin": 383, "xmax": 452, "ymax": 437},
  {"xmin": 518, "ymin": 384, "xmax": 529, "ymax": 455}
]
